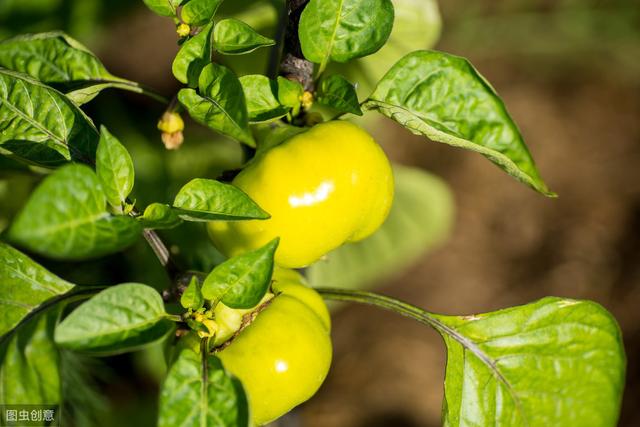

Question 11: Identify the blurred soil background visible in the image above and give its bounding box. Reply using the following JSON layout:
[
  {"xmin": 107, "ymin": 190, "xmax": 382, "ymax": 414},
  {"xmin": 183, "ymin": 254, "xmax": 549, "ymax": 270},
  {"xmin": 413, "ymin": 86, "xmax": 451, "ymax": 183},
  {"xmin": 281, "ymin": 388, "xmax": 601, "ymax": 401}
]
[{"xmin": 1, "ymin": 0, "xmax": 639, "ymax": 426}]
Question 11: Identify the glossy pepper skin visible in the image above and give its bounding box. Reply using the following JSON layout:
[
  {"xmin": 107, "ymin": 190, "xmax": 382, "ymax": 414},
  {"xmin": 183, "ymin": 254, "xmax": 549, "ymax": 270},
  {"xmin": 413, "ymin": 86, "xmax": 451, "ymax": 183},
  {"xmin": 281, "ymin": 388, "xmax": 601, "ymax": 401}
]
[
  {"xmin": 208, "ymin": 120, "xmax": 394, "ymax": 268},
  {"xmin": 217, "ymin": 268, "xmax": 332, "ymax": 426}
]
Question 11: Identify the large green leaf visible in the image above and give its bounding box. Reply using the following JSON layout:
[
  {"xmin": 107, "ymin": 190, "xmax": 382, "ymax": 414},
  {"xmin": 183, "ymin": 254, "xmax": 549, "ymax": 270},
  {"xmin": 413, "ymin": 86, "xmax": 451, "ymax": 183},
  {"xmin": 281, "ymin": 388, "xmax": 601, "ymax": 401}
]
[
  {"xmin": 0, "ymin": 69, "xmax": 98, "ymax": 167},
  {"xmin": 181, "ymin": 0, "xmax": 223, "ymax": 26},
  {"xmin": 363, "ymin": 50, "xmax": 554, "ymax": 196},
  {"xmin": 96, "ymin": 126, "xmax": 134, "ymax": 210},
  {"xmin": 172, "ymin": 23, "xmax": 214, "ymax": 87},
  {"xmin": 299, "ymin": 0, "xmax": 394, "ymax": 69},
  {"xmin": 55, "ymin": 283, "xmax": 174, "ymax": 355},
  {"xmin": 178, "ymin": 63, "xmax": 254, "ymax": 146},
  {"xmin": 318, "ymin": 289, "xmax": 626, "ymax": 427},
  {"xmin": 308, "ymin": 165, "xmax": 453, "ymax": 290},
  {"xmin": 213, "ymin": 19, "xmax": 274, "ymax": 55},
  {"xmin": 435, "ymin": 298, "xmax": 625, "ymax": 426},
  {"xmin": 0, "ymin": 305, "xmax": 63, "ymax": 404},
  {"xmin": 173, "ymin": 178, "xmax": 269, "ymax": 221},
  {"xmin": 0, "ymin": 242, "xmax": 74, "ymax": 337},
  {"xmin": 0, "ymin": 32, "xmax": 152, "ymax": 105},
  {"xmin": 8, "ymin": 164, "xmax": 141, "ymax": 260},
  {"xmin": 202, "ymin": 238, "xmax": 278, "ymax": 309},
  {"xmin": 158, "ymin": 349, "xmax": 249, "ymax": 427}
]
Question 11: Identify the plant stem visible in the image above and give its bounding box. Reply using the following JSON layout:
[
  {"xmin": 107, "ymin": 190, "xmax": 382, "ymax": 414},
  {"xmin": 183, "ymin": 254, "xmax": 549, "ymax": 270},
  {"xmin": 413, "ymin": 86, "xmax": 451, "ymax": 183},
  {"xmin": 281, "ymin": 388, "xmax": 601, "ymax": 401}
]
[
  {"xmin": 267, "ymin": 1, "xmax": 288, "ymax": 79},
  {"xmin": 127, "ymin": 81, "xmax": 170, "ymax": 104},
  {"xmin": 142, "ymin": 228, "xmax": 180, "ymax": 280},
  {"xmin": 315, "ymin": 288, "xmax": 445, "ymax": 334},
  {"xmin": 166, "ymin": 314, "xmax": 183, "ymax": 322},
  {"xmin": 80, "ymin": 79, "xmax": 170, "ymax": 104},
  {"xmin": 279, "ymin": 0, "xmax": 315, "ymax": 91}
]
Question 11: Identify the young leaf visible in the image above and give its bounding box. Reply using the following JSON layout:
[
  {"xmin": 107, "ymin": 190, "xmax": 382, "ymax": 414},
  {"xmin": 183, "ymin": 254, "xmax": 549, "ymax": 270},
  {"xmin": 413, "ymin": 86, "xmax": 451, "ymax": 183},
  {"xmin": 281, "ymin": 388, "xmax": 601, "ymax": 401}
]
[
  {"xmin": 0, "ymin": 32, "xmax": 152, "ymax": 105},
  {"xmin": 178, "ymin": 63, "xmax": 255, "ymax": 146},
  {"xmin": 201, "ymin": 238, "xmax": 278, "ymax": 309},
  {"xmin": 142, "ymin": 0, "xmax": 183, "ymax": 17},
  {"xmin": 299, "ymin": 0, "xmax": 394, "ymax": 69},
  {"xmin": 0, "ymin": 69, "xmax": 98, "ymax": 167},
  {"xmin": 8, "ymin": 164, "xmax": 142, "ymax": 260},
  {"xmin": 363, "ymin": 50, "xmax": 554, "ymax": 196},
  {"xmin": 0, "ymin": 305, "xmax": 64, "ymax": 405},
  {"xmin": 308, "ymin": 165, "xmax": 453, "ymax": 290},
  {"xmin": 181, "ymin": 277, "xmax": 204, "ymax": 310},
  {"xmin": 172, "ymin": 22, "xmax": 214, "ymax": 87},
  {"xmin": 316, "ymin": 74, "xmax": 363, "ymax": 115},
  {"xmin": 96, "ymin": 126, "xmax": 135, "ymax": 210},
  {"xmin": 213, "ymin": 19, "xmax": 275, "ymax": 55},
  {"xmin": 0, "ymin": 242, "xmax": 75, "ymax": 336},
  {"xmin": 181, "ymin": 0, "xmax": 223, "ymax": 26},
  {"xmin": 158, "ymin": 349, "xmax": 249, "ymax": 427},
  {"xmin": 139, "ymin": 203, "xmax": 183, "ymax": 229},
  {"xmin": 434, "ymin": 298, "xmax": 625, "ymax": 427},
  {"xmin": 276, "ymin": 77, "xmax": 304, "ymax": 115},
  {"xmin": 239, "ymin": 75, "xmax": 290, "ymax": 123},
  {"xmin": 55, "ymin": 283, "xmax": 174, "ymax": 355},
  {"xmin": 173, "ymin": 178, "xmax": 269, "ymax": 221}
]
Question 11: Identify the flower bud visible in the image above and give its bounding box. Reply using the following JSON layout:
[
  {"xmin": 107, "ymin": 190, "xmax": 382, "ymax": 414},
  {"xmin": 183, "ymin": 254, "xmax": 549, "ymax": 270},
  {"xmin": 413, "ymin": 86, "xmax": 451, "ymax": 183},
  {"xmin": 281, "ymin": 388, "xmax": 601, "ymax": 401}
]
[
  {"xmin": 301, "ymin": 91, "xmax": 314, "ymax": 110},
  {"xmin": 161, "ymin": 131, "xmax": 184, "ymax": 150},
  {"xmin": 176, "ymin": 23, "xmax": 191, "ymax": 38},
  {"xmin": 157, "ymin": 111, "xmax": 184, "ymax": 134}
]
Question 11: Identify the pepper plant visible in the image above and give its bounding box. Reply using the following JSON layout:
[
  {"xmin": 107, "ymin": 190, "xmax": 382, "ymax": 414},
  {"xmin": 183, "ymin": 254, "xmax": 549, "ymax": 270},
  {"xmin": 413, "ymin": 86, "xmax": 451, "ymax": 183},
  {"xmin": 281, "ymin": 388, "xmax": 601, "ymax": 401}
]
[{"xmin": 0, "ymin": 0, "xmax": 626, "ymax": 426}]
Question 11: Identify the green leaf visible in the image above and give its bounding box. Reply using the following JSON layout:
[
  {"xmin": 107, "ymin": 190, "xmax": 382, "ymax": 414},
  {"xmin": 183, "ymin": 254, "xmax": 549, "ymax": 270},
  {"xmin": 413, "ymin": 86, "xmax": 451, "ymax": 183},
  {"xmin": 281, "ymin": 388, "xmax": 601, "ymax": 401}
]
[
  {"xmin": 239, "ymin": 75, "xmax": 290, "ymax": 123},
  {"xmin": 142, "ymin": 0, "xmax": 183, "ymax": 17},
  {"xmin": 172, "ymin": 22, "xmax": 213, "ymax": 87},
  {"xmin": 0, "ymin": 32, "xmax": 107, "ymax": 84},
  {"xmin": 8, "ymin": 164, "xmax": 142, "ymax": 260},
  {"xmin": 173, "ymin": 178, "xmax": 269, "ymax": 222},
  {"xmin": 201, "ymin": 238, "xmax": 278, "ymax": 309},
  {"xmin": 55, "ymin": 283, "xmax": 174, "ymax": 355},
  {"xmin": 299, "ymin": 0, "xmax": 394, "ymax": 69},
  {"xmin": 363, "ymin": 50, "xmax": 554, "ymax": 196},
  {"xmin": 0, "ymin": 69, "xmax": 98, "ymax": 167},
  {"xmin": 435, "ymin": 297, "xmax": 625, "ymax": 427},
  {"xmin": 0, "ymin": 32, "xmax": 150, "ymax": 105},
  {"xmin": 347, "ymin": 0, "xmax": 441, "ymax": 96},
  {"xmin": 0, "ymin": 242, "xmax": 74, "ymax": 337},
  {"xmin": 316, "ymin": 74, "xmax": 363, "ymax": 115},
  {"xmin": 308, "ymin": 165, "xmax": 453, "ymax": 290},
  {"xmin": 158, "ymin": 349, "xmax": 249, "ymax": 427},
  {"xmin": 276, "ymin": 77, "xmax": 304, "ymax": 115},
  {"xmin": 213, "ymin": 18, "xmax": 275, "ymax": 55},
  {"xmin": 180, "ymin": 277, "xmax": 204, "ymax": 310},
  {"xmin": 0, "ymin": 305, "xmax": 63, "ymax": 404},
  {"xmin": 181, "ymin": 0, "xmax": 223, "ymax": 26},
  {"xmin": 178, "ymin": 63, "xmax": 254, "ymax": 146},
  {"xmin": 253, "ymin": 122, "xmax": 306, "ymax": 154},
  {"xmin": 139, "ymin": 203, "xmax": 183, "ymax": 230},
  {"xmin": 96, "ymin": 126, "xmax": 134, "ymax": 210}
]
